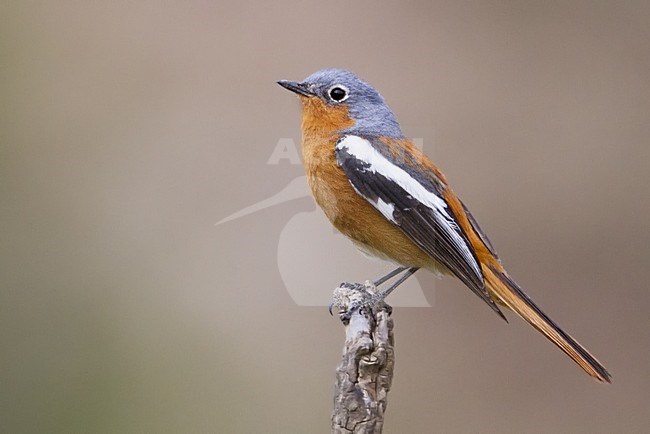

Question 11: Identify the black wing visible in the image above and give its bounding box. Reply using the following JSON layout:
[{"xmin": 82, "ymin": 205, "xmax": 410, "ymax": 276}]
[{"xmin": 335, "ymin": 135, "xmax": 505, "ymax": 320}]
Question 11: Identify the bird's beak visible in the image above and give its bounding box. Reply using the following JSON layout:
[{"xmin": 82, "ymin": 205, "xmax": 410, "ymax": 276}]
[{"xmin": 277, "ymin": 80, "xmax": 315, "ymax": 97}]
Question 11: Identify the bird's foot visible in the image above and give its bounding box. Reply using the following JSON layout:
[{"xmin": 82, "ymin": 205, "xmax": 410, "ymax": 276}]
[{"xmin": 330, "ymin": 281, "xmax": 392, "ymax": 324}]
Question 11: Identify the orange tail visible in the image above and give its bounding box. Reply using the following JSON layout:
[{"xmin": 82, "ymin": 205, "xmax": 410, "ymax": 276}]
[{"xmin": 483, "ymin": 265, "xmax": 611, "ymax": 383}]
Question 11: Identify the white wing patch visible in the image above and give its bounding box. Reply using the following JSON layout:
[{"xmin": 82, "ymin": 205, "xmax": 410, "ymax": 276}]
[
  {"xmin": 336, "ymin": 135, "xmax": 452, "ymax": 220},
  {"xmin": 336, "ymin": 134, "xmax": 480, "ymax": 279},
  {"xmin": 376, "ymin": 197, "xmax": 396, "ymax": 223},
  {"xmin": 346, "ymin": 162, "xmax": 397, "ymax": 223}
]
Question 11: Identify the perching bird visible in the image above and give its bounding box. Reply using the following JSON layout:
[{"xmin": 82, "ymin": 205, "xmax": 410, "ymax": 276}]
[{"xmin": 277, "ymin": 69, "xmax": 611, "ymax": 383}]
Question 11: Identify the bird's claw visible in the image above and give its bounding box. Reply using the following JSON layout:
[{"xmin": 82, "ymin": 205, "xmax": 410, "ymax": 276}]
[
  {"xmin": 335, "ymin": 298, "xmax": 393, "ymax": 325},
  {"xmin": 330, "ymin": 281, "xmax": 393, "ymax": 324}
]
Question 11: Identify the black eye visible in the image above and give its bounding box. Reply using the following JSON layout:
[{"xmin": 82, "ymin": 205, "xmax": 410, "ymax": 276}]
[{"xmin": 328, "ymin": 86, "xmax": 348, "ymax": 102}]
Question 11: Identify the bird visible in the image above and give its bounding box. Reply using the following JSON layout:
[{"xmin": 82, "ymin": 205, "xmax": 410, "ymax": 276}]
[{"xmin": 277, "ymin": 68, "xmax": 611, "ymax": 383}]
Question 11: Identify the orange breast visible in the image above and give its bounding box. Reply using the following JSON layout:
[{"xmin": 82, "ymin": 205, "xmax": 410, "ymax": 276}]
[{"xmin": 298, "ymin": 97, "xmax": 437, "ymax": 269}]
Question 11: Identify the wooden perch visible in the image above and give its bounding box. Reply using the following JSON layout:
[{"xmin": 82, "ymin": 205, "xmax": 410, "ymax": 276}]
[{"xmin": 330, "ymin": 282, "xmax": 395, "ymax": 434}]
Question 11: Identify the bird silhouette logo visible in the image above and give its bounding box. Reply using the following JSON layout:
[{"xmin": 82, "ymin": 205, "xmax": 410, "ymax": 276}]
[{"xmin": 216, "ymin": 138, "xmax": 433, "ymax": 307}]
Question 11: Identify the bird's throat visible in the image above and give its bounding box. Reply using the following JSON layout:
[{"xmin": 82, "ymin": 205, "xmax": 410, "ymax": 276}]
[{"xmin": 299, "ymin": 97, "xmax": 354, "ymax": 145}]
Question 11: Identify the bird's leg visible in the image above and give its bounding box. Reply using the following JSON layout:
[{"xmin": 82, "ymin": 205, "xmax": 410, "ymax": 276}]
[
  {"xmin": 332, "ymin": 267, "xmax": 420, "ymax": 322},
  {"xmin": 372, "ymin": 267, "xmax": 419, "ymax": 304},
  {"xmin": 373, "ymin": 266, "xmax": 409, "ymax": 287}
]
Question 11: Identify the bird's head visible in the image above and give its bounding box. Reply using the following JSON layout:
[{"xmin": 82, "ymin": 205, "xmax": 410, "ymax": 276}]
[{"xmin": 278, "ymin": 69, "xmax": 403, "ymax": 138}]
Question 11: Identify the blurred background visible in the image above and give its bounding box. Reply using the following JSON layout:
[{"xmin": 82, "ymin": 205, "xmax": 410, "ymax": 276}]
[{"xmin": 2, "ymin": 1, "xmax": 649, "ymax": 433}]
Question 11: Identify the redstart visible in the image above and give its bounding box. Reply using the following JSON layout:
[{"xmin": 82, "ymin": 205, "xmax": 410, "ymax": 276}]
[{"xmin": 278, "ymin": 69, "xmax": 611, "ymax": 382}]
